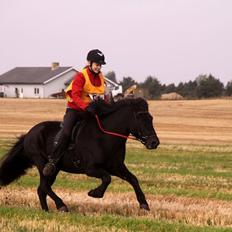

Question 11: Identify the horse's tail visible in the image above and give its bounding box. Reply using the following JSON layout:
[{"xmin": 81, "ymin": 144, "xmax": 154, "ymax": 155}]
[{"xmin": 0, "ymin": 135, "xmax": 33, "ymax": 186}]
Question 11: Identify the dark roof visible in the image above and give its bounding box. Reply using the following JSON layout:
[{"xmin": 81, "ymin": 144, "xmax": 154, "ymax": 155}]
[{"xmin": 0, "ymin": 67, "xmax": 74, "ymax": 84}]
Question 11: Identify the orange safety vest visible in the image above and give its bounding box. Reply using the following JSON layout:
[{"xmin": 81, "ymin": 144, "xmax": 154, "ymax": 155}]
[{"xmin": 65, "ymin": 68, "xmax": 105, "ymax": 104}]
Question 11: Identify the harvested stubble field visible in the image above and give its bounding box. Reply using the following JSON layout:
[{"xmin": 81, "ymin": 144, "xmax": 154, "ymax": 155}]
[
  {"xmin": 0, "ymin": 98, "xmax": 232, "ymax": 232},
  {"xmin": 0, "ymin": 98, "xmax": 232, "ymax": 145}
]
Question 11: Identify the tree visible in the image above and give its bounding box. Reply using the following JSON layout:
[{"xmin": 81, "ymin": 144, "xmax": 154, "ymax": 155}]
[
  {"xmin": 140, "ymin": 76, "xmax": 162, "ymax": 99},
  {"xmin": 163, "ymin": 83, "xmax": 176, "ymax": 94},
  {"xmin": 119, "ymin": 76, "xmax": 136, "ymax": 92},
  {"xmin": 195, "ymin": 74, "xmax": 224, "ymax": 98},
  {"xmin": 105, "ymin": 71, "xmax": 117, "ymax": 83},
  {"xmin": 177, "ymin": 80, "xmax": 197, "ymax": 98},
  {"xmin": 225, "ymin": 81, "xmax": 232, "ymax": 96}
]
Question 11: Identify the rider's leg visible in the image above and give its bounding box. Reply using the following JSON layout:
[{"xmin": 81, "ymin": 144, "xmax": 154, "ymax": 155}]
[{"xmin": 43, "ymin": 108, "xmax": 81, "ymax": 176}]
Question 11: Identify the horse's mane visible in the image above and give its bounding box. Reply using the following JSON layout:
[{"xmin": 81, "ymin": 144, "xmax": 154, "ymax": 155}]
[{"xmin": 89, "ymin": 97, "xmax": 148, "ymax": 116}]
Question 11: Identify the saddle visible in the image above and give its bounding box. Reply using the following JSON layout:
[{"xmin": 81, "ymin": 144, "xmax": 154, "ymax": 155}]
[{"xmin": 54, "ymin": 121, "xmax": 86, "ymax": 167}]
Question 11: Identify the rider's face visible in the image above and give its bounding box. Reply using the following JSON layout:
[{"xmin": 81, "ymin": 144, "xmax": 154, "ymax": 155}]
[{"xmin": 91, "ymin": 62, "xmax": 102, "ymax": 74}]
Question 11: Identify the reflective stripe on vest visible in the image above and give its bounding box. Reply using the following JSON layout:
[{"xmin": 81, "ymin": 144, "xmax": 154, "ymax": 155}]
[{"xmin": 65, "ymin": 68, "xmax": 105, "ymax": 103}]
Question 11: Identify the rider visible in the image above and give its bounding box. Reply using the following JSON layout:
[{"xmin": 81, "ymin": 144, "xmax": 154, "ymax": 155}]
[{"xmin": 42, "ymin": 49, "xmax": 106, "ymax": 176}]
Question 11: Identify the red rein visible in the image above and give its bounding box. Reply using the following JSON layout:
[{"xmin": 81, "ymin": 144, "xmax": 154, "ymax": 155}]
[{"xmin": 94, "ymin": 115, "xmax": 137, "ymax": 140}]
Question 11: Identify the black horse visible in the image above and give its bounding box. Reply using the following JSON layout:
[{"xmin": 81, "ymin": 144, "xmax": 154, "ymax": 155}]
[{"xmin": 0, "ymin": 98, "xmax": 159, "ymax": 212}]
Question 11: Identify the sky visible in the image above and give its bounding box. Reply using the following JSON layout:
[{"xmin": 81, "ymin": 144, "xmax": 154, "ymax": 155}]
[{"xmin": 1, "ymin": 0, "xmax": 232, "ymax": 85}]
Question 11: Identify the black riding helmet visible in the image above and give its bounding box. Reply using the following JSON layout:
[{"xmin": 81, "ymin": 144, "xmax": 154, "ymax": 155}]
[{"xmin": 87, "ymin": 49, "xmax": 106, "ymax": 65}]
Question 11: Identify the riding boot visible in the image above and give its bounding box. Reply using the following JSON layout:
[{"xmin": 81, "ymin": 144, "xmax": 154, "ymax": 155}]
[{"xmin": 43, "ymin": 127, "xmax": 65, "ymax": 176}]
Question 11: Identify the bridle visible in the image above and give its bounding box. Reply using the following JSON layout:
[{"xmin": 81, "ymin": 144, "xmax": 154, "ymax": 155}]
[{"xmin": 94, "ymin": 110, "xmax": 155, "ymax": 143}]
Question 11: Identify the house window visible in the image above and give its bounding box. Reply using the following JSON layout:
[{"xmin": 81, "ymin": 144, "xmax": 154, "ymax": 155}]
[
  {"xmin": 34, "ymin": 88, "xmax": 39, "ymax": 94},
  {"xmin": 21, "ymin": 88, "xmax": 23, "ymax": 93}
]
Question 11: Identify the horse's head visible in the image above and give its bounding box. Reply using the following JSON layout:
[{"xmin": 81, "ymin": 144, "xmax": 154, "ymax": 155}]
[
  {"xmin": 89, "ymin": 97, "xmax": 160, "ymax": 149},
  {"xmin": 130, "ymin": 109, "xmax": 160, "ymax": 149}
]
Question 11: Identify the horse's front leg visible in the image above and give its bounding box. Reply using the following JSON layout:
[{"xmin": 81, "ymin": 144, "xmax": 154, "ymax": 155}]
[
  {"xmin": 86, "ymin": 167, "xmax": 111, "ymax": 198},
  {"xmin": 114, "ymin": 164, "xmax": 149, "ymax": 210}
]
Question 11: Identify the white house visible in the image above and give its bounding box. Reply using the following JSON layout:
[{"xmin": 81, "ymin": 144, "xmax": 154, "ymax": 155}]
[{"xmin": 0, "ymin": 63, "xmax": 122, "ymax": 98}]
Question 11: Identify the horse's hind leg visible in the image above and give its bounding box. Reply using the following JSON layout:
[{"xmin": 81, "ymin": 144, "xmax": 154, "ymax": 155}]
[
  {"xmin": 38, "ymin": 171, "xmax": 68, "ymax": 212},
  {"xmin": 86, "ymin": 167, "xmax": 111, "ymax": 198},
  {"xmin": 113, "ymin": 164, "xmax": 150, "ymax": 210}
]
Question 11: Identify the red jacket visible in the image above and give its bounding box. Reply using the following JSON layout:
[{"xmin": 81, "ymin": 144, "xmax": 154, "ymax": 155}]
[{"xmin": 67, "ymin": 67, "xmax": 102, "ymax": 111}]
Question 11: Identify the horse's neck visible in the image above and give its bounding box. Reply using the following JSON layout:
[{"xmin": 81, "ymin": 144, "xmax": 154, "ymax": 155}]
[{"xmin": 103, "ymin": 107, "xmax": 131, "ymax": 134}]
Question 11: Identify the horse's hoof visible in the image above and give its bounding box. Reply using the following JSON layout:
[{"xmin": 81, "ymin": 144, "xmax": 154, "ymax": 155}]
[
  {"xmin": 88, "ymin": 189, "xmax": 104, "ymax": 198},
  {"xmin": 58, "ymin": 205, "xmax": 69, "ymax": 212},
  {"xmin": 140, "ymin": 204, "xmax": 150, "ymax": 211}
]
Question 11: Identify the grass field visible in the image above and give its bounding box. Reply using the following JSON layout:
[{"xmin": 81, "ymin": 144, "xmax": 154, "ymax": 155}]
[{"xmin": 0, "ymin": 98, "xmax": 232, "ymax": 231}]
